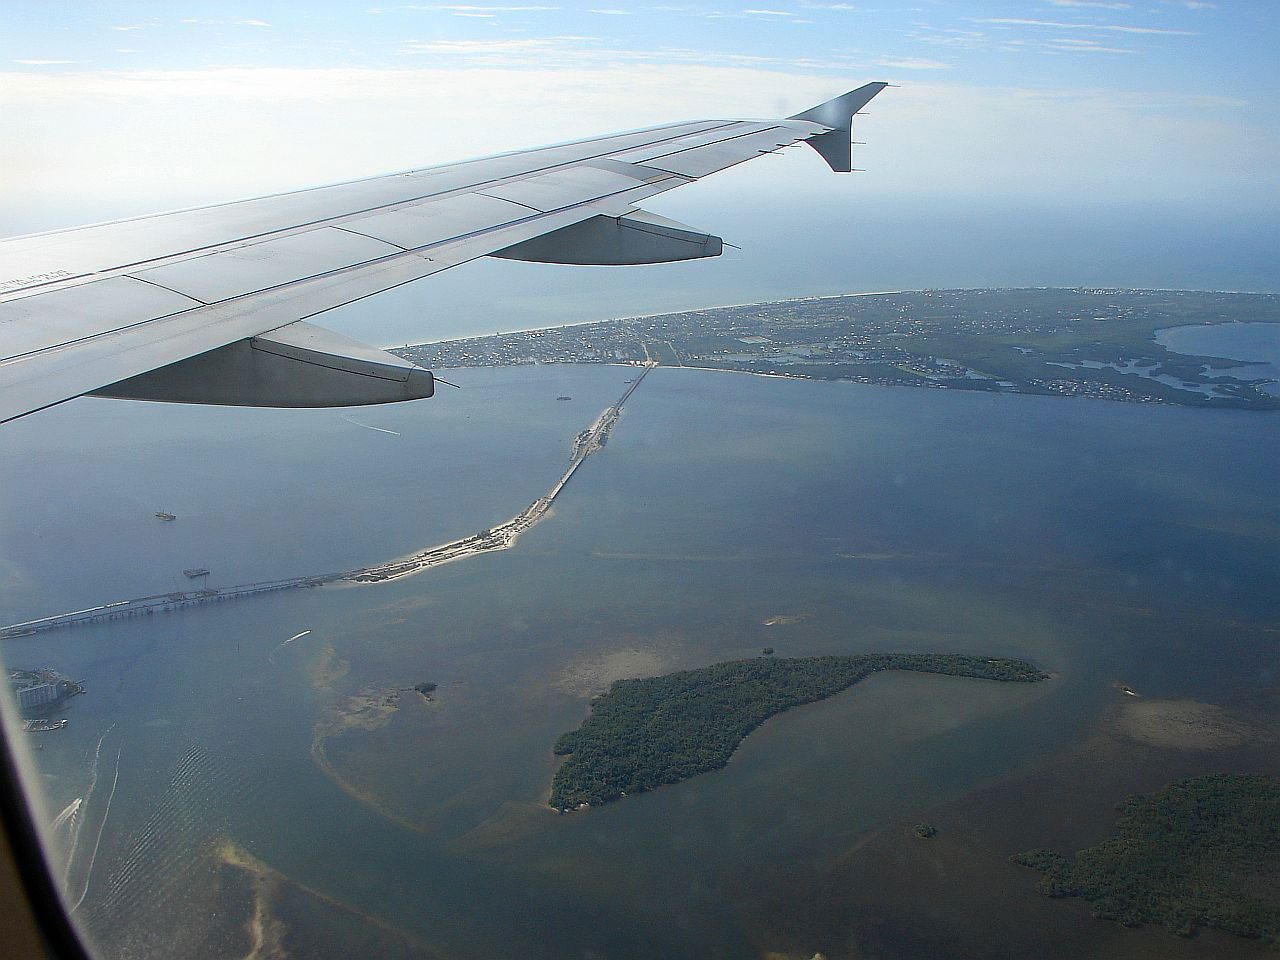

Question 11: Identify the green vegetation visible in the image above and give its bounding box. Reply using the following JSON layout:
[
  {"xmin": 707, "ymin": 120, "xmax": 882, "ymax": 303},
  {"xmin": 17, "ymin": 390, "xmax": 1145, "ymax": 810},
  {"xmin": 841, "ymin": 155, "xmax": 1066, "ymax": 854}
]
[
  {"xmin": 550, "ymin": 653, "xmax": 1048, "ymax": 810},
  {"xmin": 914, "ymin": 822, "xmax": 938, "ymax": 839},
  {"xmin": 401, "ymin": 289, "xmax": 1280, "ymax": 410},
  {"xmin": 1012, "ymin": 775, "xmax": 1280, "ymax": 943}
]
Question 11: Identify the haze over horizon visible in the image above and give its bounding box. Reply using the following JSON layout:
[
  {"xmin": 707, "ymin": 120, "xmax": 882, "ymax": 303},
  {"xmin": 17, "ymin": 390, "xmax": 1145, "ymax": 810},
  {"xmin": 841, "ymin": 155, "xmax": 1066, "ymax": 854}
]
[{"xmin": 5, "ymin": 1, "xmax": 1277, "ymax": 342}]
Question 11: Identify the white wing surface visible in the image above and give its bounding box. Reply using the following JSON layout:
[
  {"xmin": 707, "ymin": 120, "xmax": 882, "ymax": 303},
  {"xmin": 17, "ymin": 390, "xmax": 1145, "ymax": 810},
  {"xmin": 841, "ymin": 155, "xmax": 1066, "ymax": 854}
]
[{"xmin": 0, "ymin": 83, "xmax": 887, "ymax": 424}]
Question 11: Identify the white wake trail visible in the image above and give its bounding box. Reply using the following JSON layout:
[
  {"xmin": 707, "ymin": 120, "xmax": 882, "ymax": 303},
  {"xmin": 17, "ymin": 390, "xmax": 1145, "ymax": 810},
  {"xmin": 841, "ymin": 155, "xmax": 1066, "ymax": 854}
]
[
  {"xmin": 270, "ymin": 628, "xmax": 311, "ymax": 661},
  {"xmin": 63, "ymin": 724, "xmax": 115, "ymax": 894},
  {"xmin": 70, "ymin": 747, "xmax": 122, "ymax": 914},
  {"xmin": 341, "ymin": 415, "xmax": 400, "ymax": 436}
]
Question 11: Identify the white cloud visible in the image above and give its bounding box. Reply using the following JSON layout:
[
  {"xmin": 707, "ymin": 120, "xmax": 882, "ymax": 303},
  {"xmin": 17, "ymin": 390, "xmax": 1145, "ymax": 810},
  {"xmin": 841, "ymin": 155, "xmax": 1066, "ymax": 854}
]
[
  {"xmin": 981, "ymin": 18, "xmax": 1196, "ymax": 36},
  {"xmin": 911, "ymin": 25, "xmax": 987, "ymax": 47},
  {"xmin": 703, "ymin": 7, "xmax": 799, "ymax": 19},
  {"xmin": 586, "ymin": 8, "xmax": 630, "ymax": 13},
  {"xmin": 1044, "ymin": 0, "xmax": 1130, "ymax": 8},
  {"xmin": 874, "ymin": 58, "xmax": 950, "ymax": 70},
  {"xmin": 11, "ymin": 59, "xmax": 81, "ymax": 65},
  {"xmin": 398, "ymin": 35, "xmax": 597, "ymax": 56},
  {"xmin": 405, "ymin": 4, "xmax": 560, "ymax": 10},
  {"xmin": 179, "ymin": 17, "xmax": 273, "ymax": 27},
  {"xmin": 1048, "ymin": 42, "xmax": 1135, "ymax": 53}
]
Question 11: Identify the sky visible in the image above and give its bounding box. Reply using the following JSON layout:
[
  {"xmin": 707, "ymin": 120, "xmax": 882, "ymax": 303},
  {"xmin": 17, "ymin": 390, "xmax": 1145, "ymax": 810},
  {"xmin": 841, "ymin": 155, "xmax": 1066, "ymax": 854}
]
[{"xmin": 3, "ymin": 1, "xmax": 1278, "ymax": 341}]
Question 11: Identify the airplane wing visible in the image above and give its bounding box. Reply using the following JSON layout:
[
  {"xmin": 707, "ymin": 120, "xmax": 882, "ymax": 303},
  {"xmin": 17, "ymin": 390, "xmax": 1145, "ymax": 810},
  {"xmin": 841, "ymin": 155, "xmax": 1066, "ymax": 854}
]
[{"xmin": 0, "ymin": 82, "xmax": 887, "ymax": 424}]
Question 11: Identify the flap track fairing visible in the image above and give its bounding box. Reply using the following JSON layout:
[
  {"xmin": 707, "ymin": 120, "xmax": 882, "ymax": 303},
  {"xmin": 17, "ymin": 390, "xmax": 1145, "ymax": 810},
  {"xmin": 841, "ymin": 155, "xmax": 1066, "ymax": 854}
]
[
  {"xmin": 91, "ymin": 321, "xmax": 434, "ymax": 408},
  {"xmin": 491, "ymin": 209, "xmax": 722, "ymax": 266}
]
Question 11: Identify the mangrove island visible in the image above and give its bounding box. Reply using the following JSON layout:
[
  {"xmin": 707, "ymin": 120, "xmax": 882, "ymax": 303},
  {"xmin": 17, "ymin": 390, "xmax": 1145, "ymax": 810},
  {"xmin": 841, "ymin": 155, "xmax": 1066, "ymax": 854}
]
[
  {"xmin": 1012, "ymin": 774, "xmax": 1280, "ymax": 943},
  {"xmin": 550, "ymin": 653, "xmax": 1048, "ymax": 811}
]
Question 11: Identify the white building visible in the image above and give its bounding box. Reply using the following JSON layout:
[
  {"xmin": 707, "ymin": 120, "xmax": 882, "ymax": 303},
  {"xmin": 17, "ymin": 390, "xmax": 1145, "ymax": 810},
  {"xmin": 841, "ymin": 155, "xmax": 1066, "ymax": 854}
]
[{"xmin": 15, "ymin": 683, "xmax": 59, "ymax": 710}]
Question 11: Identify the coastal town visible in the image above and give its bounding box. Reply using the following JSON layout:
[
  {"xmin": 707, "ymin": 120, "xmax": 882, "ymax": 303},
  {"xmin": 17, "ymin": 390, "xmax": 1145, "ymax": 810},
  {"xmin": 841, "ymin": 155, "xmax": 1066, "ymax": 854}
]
[{"xmin": 396, "ymin": 288, "xmax": 1280, "ymax": 409}]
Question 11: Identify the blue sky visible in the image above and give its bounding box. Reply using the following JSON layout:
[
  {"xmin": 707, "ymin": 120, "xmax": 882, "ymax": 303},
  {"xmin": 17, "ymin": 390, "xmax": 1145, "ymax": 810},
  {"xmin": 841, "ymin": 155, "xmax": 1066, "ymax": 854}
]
[
  {"xmin": 8, "ymin": 1, "xmax": 1272, "ymax": 90},
  {"xmin": 3, "ymin": 2, "xmax": 1278, "ymax": 333}
]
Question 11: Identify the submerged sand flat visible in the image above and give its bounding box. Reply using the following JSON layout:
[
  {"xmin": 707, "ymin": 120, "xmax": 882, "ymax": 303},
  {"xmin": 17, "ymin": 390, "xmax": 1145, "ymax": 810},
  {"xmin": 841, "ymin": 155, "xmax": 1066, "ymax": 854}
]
[
  {"xmin": 1115, "ymin": 699, "xmax": 1262, "ymax": 750},
  {"xmin": 555, "ymin": 643, "xmax": 679, "ymax": 697},
  {"xmin": 217, "ymin": 843, "xmax": 433, "ymax": 960}
]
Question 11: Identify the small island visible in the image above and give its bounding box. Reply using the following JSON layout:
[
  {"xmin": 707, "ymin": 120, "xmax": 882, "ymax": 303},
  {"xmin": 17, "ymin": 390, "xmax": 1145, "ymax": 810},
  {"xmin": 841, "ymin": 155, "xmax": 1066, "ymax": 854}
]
[
  {"xmin": 1012, "ymin": 774, "xmax": 1280, "ymax": 943},
  {"xmin": 550, "ymin": 653, "xmax": 1048, "ymax": 811}
]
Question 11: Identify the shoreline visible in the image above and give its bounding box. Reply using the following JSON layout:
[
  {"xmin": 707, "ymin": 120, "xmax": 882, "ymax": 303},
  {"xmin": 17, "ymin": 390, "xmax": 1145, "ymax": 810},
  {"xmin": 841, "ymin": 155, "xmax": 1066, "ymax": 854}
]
[{"xmin": 387, "ymin": 286, "xmax": 1280, "ymax": 349}]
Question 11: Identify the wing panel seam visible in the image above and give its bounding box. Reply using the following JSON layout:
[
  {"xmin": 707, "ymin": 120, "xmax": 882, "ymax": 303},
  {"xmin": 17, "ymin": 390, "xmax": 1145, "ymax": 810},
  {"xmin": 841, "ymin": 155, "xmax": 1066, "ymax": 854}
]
[{"xmin": 0, "ymin": 122, "xmax": 745, "ymax": 297}]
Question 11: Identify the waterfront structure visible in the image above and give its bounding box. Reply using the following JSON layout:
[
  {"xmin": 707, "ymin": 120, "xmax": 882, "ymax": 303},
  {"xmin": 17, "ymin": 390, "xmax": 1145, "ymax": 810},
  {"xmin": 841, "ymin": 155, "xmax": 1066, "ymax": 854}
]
[
  {"xmin": 15, "ymin": 683, "xmax": 58, "ymax": 710},
  {"xmin": 8, "ymin": 670, "xmax": 83, "ymax": 713}
]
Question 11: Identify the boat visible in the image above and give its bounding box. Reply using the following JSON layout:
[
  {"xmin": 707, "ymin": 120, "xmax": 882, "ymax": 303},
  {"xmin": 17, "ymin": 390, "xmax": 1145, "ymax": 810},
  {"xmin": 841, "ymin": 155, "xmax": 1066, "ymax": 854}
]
[
  {"xmin": 183, "ymin": 568, "xmax": 210, "ymax": 578},
  {"xmin": 155, "ymin": 511, "xmax": 177, "ymax": 521}
]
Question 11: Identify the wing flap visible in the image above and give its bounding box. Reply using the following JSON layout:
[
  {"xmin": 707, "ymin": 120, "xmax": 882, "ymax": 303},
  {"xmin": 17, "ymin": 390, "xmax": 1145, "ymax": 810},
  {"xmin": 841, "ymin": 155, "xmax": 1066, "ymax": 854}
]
[
  {"xmin": 92, "ymin": 321, "xmax": 434, "ymax": 407},
  {"xmin": 492, "ymin": 209, "xmax": 721, "ymax": 265}
]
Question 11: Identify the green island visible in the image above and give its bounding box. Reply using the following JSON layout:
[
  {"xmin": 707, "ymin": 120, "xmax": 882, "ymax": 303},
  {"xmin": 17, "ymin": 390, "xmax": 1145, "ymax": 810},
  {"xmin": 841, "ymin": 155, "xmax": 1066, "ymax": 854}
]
[
  {"xmin": 1012, "ymin": 774, "xmax": 1280, "ymax": 943},
  {"xmin": 549, "ymin": 653, "xmax": 1048, "ymax": 811}
]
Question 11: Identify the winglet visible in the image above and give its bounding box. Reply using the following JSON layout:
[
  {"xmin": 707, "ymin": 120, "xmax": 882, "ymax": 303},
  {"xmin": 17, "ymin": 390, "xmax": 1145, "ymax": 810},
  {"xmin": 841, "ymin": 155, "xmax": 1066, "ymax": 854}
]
[{"xmin": 789, "ymin": 82, "xmax": 888, "ymax": 173}]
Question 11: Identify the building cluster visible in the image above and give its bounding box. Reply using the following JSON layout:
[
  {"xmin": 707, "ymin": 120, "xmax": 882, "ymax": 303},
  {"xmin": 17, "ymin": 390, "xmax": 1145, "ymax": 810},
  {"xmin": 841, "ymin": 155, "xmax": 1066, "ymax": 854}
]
[
  {"xmin": 390, "ymin": 288, "xmax": 1279, "ymax": 408},
  {"xmin": 9, "ymin": 669, "xmax": 81, "ymax": 712}
]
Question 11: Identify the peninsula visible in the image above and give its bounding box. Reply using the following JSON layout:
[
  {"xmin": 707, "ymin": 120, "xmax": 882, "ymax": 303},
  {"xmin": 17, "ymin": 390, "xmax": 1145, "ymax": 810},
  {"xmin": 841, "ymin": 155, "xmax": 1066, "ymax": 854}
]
[
  {"xmin": 397, "ymin": 288, "xmax": 1280, "ymax": 409},
  {"xmin": 549, "ymin": 653, "xmax": 1049, "ymax": 811}
]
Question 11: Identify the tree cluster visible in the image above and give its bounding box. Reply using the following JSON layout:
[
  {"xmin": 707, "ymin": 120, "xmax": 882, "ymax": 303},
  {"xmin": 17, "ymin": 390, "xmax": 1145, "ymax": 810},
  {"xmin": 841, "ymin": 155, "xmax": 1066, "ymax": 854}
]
[
  {"xmin": 550, "ymin": 653, "xmax": 1047, "ymax": 810},
  {"xmin": 1012, "ymin": 774, "xmax": 1280, "ymax": 943}
]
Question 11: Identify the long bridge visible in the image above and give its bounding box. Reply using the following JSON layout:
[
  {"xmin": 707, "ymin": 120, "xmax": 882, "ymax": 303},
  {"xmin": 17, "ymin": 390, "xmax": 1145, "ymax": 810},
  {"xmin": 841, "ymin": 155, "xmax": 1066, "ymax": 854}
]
[{"xmin": 0, "ymin": 364, "xmax": 653, "ymax": 641}]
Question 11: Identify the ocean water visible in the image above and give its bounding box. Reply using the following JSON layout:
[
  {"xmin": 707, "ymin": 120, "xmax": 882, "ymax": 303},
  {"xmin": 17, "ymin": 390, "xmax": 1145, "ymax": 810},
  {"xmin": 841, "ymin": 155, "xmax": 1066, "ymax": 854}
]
[{"xmin": 1, "ymin": 366, "xmax": 1277, "ymax": 959}]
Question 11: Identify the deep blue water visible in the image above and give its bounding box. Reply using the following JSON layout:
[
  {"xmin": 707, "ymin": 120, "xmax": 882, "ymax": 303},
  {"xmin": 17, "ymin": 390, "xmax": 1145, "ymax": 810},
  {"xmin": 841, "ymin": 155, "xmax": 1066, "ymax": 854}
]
[{"xmin": 1, "ymin": 366, "xmax": 1277, "ymax": 959}]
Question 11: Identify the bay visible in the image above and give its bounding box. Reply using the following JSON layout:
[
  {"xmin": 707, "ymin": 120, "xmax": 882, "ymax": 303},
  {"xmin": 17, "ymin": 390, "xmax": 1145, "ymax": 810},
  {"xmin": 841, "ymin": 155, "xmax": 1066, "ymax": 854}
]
[{"xmin": 1, "ymin": 366, "xmax": 1276, "ymax": 959}]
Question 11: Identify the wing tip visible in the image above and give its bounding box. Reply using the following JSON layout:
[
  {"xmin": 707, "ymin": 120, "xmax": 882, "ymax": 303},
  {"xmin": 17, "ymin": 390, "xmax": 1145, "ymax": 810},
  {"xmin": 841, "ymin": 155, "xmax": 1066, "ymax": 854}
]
[
  {"xmin": 789, "ymin": 82, "xmax": 889, "ymax": 174},
  {"xmin": 789, "ymin": 81, "xmax": 889, "ymax": 128}
]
